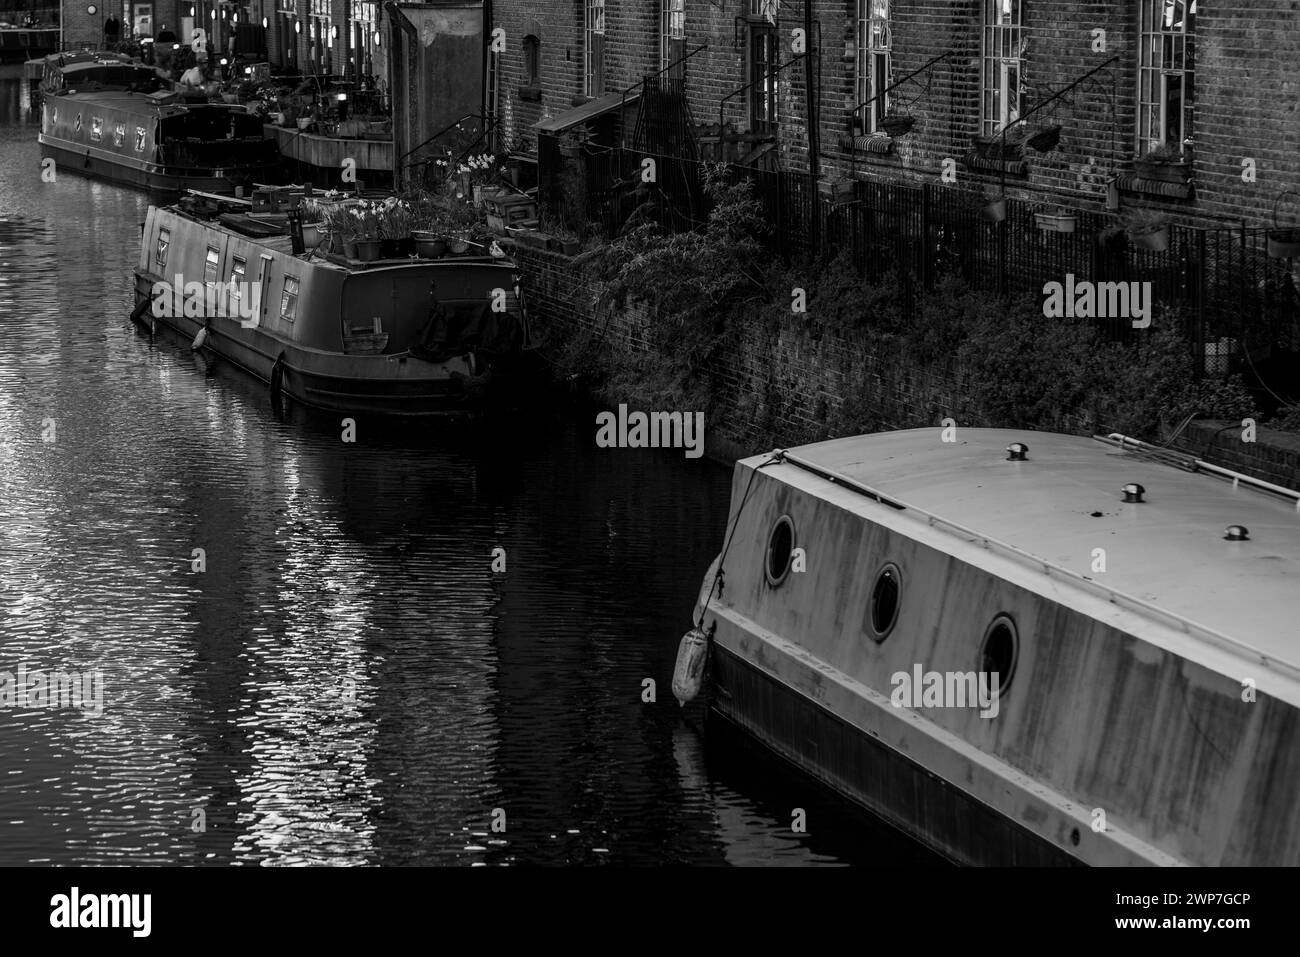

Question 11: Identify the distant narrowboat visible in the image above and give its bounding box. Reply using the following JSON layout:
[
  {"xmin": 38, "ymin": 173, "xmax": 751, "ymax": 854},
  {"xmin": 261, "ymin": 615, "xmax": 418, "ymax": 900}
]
[
  {"xmin": 39, "ymin": 57, "xmax": 279, "ymax": 195},
  {"xmin": 132, "ymin": 196, "xmax": 538, "ymax": 417}
]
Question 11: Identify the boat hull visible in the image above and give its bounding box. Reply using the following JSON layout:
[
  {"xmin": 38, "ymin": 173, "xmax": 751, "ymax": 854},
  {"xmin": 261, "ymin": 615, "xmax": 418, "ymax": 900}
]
[
  {"xmin": 708, "ymin": 642, "xmax": 1079, "ymax": 866},
  {"xmin": 41, "ymin": 136, "xmax": 277, "ymax": 196},
  {"xmin": 132, "ymin": 274, "xmax": 490, "ymax": 417}
]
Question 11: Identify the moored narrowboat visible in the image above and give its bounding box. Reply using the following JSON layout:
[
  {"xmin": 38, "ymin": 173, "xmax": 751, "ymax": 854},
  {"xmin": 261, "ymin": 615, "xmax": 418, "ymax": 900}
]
[
  {"xmin": 681, "ymin": 428, "xmax": 1300, "ymax": 865},
  {"xmin": 132, "ymin": 195, "xmax": 537, "ymax": 417},
  {"xmin": 40, "ymin": 76, "xmax": 280, "ymax": 195}
]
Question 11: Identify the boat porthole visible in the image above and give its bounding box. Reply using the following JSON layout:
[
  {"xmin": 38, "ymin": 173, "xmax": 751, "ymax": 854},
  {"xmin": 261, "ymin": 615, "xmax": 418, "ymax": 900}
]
[
  {"xmin": 980, "ymin": 614, "xmax": 1019, "ymax": 697},
  {"xmin": 765, "ymin": 515, "xmax": 795, "ymax": 587},
  {"xmin": 868, "ymin": 563, "xmax": 901, "ymax": 641},
  {"xmin": 1070, "ymin": 827, "xmax": 1081, "ymax": 847}
]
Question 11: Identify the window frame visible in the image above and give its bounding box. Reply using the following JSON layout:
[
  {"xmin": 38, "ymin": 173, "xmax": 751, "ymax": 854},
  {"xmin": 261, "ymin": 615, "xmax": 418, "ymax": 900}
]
[
  {"xmin": 229, "ymin": 256, "xmax": 247, "ymax": 312},
  {"xmin": 155, "ymin": 227, "xmax": 170, "ymax": 268},
  {"xmin": 661, "ymin": 0, "xmax": 685, "ymax": 77},
  {"xmin": 1137, "ymin": 0, "xmax": 1195, "ymax": 156},
  {"xmin": 584, "ymin": 0, "xmax": 606, "ymax": 97},
  {"xmin": 522, "ymin": 34, "xmax": 540, "ymax": 88},
  {"xmin": 280, "ymin": 274, "xmax": 299, "ymax": 322},
  {"xmin": 855, "ymin": 0, "xmax": 892, "ymax": 134},
  {"xmin": 980, "ymin": 0, "xmax": 1024, "ymax": 137}
]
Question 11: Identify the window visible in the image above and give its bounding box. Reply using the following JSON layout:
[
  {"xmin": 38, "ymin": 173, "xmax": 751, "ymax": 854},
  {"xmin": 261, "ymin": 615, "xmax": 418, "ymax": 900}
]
[
  {"xmin": 90, "ymin": 116, "xmax": 103, "ymax": 142},
  {"xmin": 765, "ymin": 515, "xmax": 795, "ymax": 587},
  {"xmin": 981, "ymin": 0, "xmax": 1024, "ymax": 136},
  {"xmin": 523, "ymin": 35, "xmax": 540, "ymax": 87},
  {"xmin": 204, "ymin": 246, "xmax": 220, "ymax": 284},
  {"xmin": 748, "ymin": 3, "xmax": 779, "ymax": 136},
  {"xmin": 155, "ymin": 227, "xmax": 170, "ymax": 268},
  {"xmin": 135, "ymin": 126, "xmax": 147, "ymax": 151},
  {"xmin": 229, "ymin": 257, "xmax": 246, "ymax": 311},
  {"xmin": 74, "ymin": 112, "xmax": 82, "ymax": 133},
  {"xmin": 1138, "ymin": 0, "xmax": 1195, "ymax": 154},
  {"xmin": 584, "ymin": 0, "xmax": 605, "ymax": 96},
  {"xmin": 980, "ymin": 614, "xmax": 1019, "ymax": 697},
  {"xmin": 281, "ymin": 275, "xmax": 299, "ymax": 321},
  {"xmin": 112, "ymin": 123, "xmax": 125, "ymax": 147},
  {"xmin": 856, "ymin": 0, "xmax": 891, "ymax": 133},
  {"xmin": 867, "ymin": 563, "xmax": 901, "ymax": 640},
  {"xmin": 661, "ymin": 0, "xmax": 685, "ymax": 79}
]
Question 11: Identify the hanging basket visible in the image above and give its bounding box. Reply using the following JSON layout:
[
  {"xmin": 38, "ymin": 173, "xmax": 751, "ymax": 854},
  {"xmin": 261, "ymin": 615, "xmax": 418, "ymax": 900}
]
[
  {"xmin": 880, "ymin": 114, "xmax": 915, "ymax": 138},
  {"xmin": 1133, "ymin": 156, "xmax": 1191, "ymax": 183},
  {"xmin": 1267, "ymin": 190, "xmax": 1300, "ymax": 258},
  {"xmin": 1025, "ymin": 124, "xmax": 1062, "ymax": 154}
]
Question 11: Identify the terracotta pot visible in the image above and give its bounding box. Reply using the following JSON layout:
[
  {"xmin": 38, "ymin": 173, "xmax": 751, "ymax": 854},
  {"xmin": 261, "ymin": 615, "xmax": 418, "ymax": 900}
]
[
  {"xmin": 355, "ymin": 239, "xmax": 381, "ymax": 262},
  {"xmin": 416, "ymin": 237, "xmax": 447, "ymax": 258},
  {"xmin": 343, "ymin": 240, "xmax": 359, "ymax": 259}
]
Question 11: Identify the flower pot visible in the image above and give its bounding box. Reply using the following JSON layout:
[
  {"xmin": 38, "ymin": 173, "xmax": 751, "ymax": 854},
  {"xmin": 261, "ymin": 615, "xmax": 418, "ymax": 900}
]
[
  {"xmin": 301, "ymin": 223, "xmax": 322, "ymax": 247},
  {"xmin": 1130, "ymin": 226, "xmax": 1170, "ymax": 252},
  {"xmin": 981, "ymin": 198, "xmax": 1007, "ymax": 223},
  {"xmin": 561, "ymin": 238, "xmax": 580, "ymax": 256},
  {"xmin": 355, "ymin": 239, "xmax": 381, "ymax": 262},
  {"xmin": 343, "ymin": 240, "xmax": 359, "ymax": 259},
  {"xmin": 416, "ymin": 237, "xmax": 448, "ymax": 258},
  {"xmin": 379, "ymin": 238, "xmax": 400, "ymax": 258},
  {"xmin": 296, "ymin": 117, "xmax": 312, "ymax": 131},
  {"xmin": 1267, "ymin": 229, "xmax": 1300, "ymax": 259},
  {"xmin": 1133, "ymin": 158, "xmax": 1190, "ymax": 184},
  {"xmin": 1035, "ymin": 212, "xmax": 1076, "ymax": 233},
  {"xmin": 448, "ymin": 239, "xmax": 470, "ymax": 255},
  {"xmin": 880, "ymin": 115, "xmax": 915, "ymax": 138}
]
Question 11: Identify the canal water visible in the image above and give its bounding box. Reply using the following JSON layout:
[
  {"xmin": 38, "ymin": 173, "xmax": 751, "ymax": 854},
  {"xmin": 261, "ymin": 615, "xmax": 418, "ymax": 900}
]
[{"xmin": 0, "ymin": 74, "xmax": 938, "ymax": 865}]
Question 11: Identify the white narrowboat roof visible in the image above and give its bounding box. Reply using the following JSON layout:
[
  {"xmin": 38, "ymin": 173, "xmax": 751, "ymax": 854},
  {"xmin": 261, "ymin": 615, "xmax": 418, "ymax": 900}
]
[{"xmin": 755, "ymin": 428, "xmax": 1300, "ymax": 685}]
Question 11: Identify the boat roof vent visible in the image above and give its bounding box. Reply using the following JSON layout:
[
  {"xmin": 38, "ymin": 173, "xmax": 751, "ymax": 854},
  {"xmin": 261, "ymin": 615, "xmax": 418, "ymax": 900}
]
[
  {"xmin": 1122, "ymin": 483, "xmax": 1145, "ymax": 503},
  {"xmin": 1006, "ymin": 442, "xmax": 1028, "ymax": 461},
  {"xmin": 1224, "ymin": 525, "xmax": 1250, "ymax": 541}
]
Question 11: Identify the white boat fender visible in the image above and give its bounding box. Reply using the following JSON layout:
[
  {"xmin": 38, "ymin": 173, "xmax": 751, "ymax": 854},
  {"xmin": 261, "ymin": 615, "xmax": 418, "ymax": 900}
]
[
  {"xmin": 191, "ymin": 326, "xmax": 208, "ymax": 351},
  {"xmin": 671, "ymin": 627, "xmax": 710, "ymax": 707}
]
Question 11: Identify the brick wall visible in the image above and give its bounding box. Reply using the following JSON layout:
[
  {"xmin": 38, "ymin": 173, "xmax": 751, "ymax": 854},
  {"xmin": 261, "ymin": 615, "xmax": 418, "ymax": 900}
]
[{"xmin": 485, "ymin": 1, "xmax": 1300, "ymax": 233}]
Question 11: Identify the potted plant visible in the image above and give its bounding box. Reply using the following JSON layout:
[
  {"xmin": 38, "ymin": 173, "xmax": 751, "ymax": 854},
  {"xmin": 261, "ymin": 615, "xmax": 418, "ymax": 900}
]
[
  {"xmin": 1267, "ymin": 190, "xmax": 1300, "ymax": 259},
  {"xmin": 376, "ymin": 197, "xmax": 415, "ymax": 257},
  {"xmin": 981, "ymin": 190, "xmax": 1008, "ymax": 223},
  {"xmin": 880, "ymin": 112, "xmax": 915, "ymax": 138},
  {"xmin": 973, "ymin": 126, "xmax": 1027, "ymax": 163},
  {"xmin": 412, "ymin": 229, "xmax": 448, "ymax": 258},
  {"xmin": 1124, "ymin": 207, "xmax": 1171, "ymax": 252},
  {"xmin": 1035, "ymin": 204, "xmax": 1076, "ymax": 233},
  {"xmin": 352, "ymin": 203, "xmax": 381, "ymax": 262},
  {"xmin": 1133, "ymin": 143, "xmax": 1191, "ymax": 184}
]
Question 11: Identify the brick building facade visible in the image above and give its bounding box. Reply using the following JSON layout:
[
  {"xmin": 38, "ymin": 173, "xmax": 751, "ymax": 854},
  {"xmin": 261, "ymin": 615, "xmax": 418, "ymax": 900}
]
[{"xmin": 487, "ymin": 0, "xmax": 1300, "ymax": 230}]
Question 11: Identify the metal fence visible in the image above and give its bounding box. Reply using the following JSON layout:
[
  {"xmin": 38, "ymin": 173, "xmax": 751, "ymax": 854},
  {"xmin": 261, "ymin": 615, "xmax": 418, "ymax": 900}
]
[{"xmin": 563, "ymin": 148, "xmax": 1300, "ymax": 379}]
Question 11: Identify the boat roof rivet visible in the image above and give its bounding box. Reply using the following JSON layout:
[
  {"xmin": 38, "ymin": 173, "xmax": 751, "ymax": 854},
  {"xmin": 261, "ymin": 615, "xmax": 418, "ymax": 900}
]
[
  {"xmin": 1224, "ymin": 525, "xmax": 1250, "ymax": 541},
  {"xmin": 1122, "ymin": 483, "xmax": 1145, "ymax": 503},
  {"xmin": 1006, "ymin": 442, "xmax": 1028, "ymax": 461}
]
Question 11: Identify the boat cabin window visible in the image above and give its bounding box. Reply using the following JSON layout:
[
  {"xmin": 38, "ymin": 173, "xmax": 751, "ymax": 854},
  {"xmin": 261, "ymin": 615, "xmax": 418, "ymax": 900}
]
[
  {"xmin": 90, "ymin": 116, "xmax": 103, "ymax": 142},
  {"xmin": 281, "ymin": 275, "xmax": 299, "ymax": 322},
  {"xmin": 980, "ymin": 615, "xmax": 1019, "ymax": 697},
  {"xmin": 135, "ymin": 127, "xmax": 147, "ymax": 152},
  {"xmin": 765, "ymin": 515, "xmax": 796, "ymax": 587},
  {"xmin": 155, "ymin": 228, "xmax": 170, "ymax": 268},
  {"xmin": 868, "ymin": 563, "xmax": 901, "ymax": 640},
  {"xmin": 230, "ymin": 258, "xmax": 246, "ymax": 308},
  {"xmin": 204, "ymin": 247, "xmax": 220, "ymax": 285},
  {"xmin": 74, "ymin": 113, "xmax": 82, "ymax": 133},
  {"xmin": 112, "ymin": 123, "xmax": 125, "ymax": 147}
]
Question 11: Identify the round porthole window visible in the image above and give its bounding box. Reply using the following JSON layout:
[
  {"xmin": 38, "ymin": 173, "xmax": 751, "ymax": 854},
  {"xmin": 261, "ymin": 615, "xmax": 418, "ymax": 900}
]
[
  {"xmin": 980, "ymin": 614, "xmax": 1019, "ymax": 696},
  {"xmin": 765, "ymin": 515, "xmax": 795, "ymax": 586},
  {"xmin": 868, "ymin": 563, "xmax": 901, "ymax": 641}
]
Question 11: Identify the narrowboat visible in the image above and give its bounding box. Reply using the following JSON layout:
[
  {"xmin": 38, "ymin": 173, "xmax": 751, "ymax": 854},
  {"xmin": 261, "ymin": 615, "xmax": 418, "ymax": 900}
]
[
  {"xmin": 677, "ymin": 428, "xmax": 1300, "ymax": 865},
  {"xmin": 39, "ymin": 58, "xmax": 280, "ymax": 195},
  {"xmin": 131, "ymin": 196, "xmax": 537, "ymax": 417}
]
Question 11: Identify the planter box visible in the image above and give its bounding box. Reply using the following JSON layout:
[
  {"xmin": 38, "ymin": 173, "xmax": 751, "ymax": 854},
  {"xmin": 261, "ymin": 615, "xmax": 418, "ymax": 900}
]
[
  {"xmin": 1267, "ymin": 230, "xmax": 1300, "ymax": 259},
  {"xmin": 880, "ymin": 116, "xmax": 915, "ymax": 138},
  {"xmin": 1035, "ymin": 212, "xmax": 1076, "ymax": 233},
  {"xmin": 1133, "ymin": 159, "xmax": 1191, "ymax": 184}
]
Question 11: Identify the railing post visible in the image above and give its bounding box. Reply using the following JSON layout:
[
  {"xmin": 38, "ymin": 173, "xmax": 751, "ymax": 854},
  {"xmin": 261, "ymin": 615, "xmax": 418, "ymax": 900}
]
[
  {"xmin": 921, "ymin": 182, "xmax": 932, "ymax": 290},
  {"xmin": 1194, "ymin": 228, "xmax": 1208, "ymax": 378}
]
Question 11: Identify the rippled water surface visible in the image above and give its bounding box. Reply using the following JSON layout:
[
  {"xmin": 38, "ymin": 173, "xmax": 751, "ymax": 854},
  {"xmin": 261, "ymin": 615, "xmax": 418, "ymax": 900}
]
[{"xmin": 0, "ymin": 74, "xmax": 937, "ymax": 865}]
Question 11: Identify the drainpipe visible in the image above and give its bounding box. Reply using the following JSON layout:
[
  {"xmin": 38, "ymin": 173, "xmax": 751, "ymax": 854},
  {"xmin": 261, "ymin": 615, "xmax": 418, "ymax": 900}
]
[{"xmin": 804, "ymin": 0, "xmax": 817, "ymax": 178}]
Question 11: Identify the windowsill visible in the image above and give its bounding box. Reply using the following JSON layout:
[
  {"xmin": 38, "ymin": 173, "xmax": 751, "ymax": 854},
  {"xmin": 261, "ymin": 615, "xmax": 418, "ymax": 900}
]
[
  {"xmin": 517, "ymin": 86, "xmax": 541, "ymax": 102},
  {"xmin": 962, "ymin": 152, "xmax": 1028, "ymax": 176},
  {"xmin": 837, "ymin": 133, "xmax": 894, "ymax": 156},
  {"xmin": 1117, "ymin": 174, "xmax": 1194, "ymax": 200},
  {"xmin": 570, "ymin": 94, "xmax": 594, "ymax": 107}
]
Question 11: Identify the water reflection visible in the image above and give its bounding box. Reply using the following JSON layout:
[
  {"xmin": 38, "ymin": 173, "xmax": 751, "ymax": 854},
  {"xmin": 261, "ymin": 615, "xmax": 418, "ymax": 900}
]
[{"xmin": 0, "ymin": 76, "xmax": 936, "ymax": 865}]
